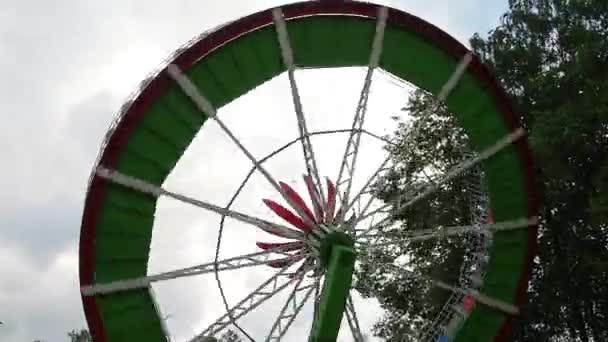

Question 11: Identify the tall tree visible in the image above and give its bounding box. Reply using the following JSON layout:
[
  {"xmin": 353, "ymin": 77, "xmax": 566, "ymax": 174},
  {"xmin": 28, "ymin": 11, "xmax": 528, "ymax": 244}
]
[
  {"xmin": 357, "ymin": 0, "xmax": 608, "ymax": 341},
  {"xmin": 355, "ymin": 89, "xmax": 473, "ymax": 341},
  {"xmin": 471, "ymin": 1, "xmax": 608, "ymax": 340}
]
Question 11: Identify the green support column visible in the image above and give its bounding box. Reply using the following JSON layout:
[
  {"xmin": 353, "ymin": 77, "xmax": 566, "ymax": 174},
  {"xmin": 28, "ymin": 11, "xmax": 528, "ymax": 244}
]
[{"xmin": 310, "ymin": 232, "xmax": 356, "ymax": 342}]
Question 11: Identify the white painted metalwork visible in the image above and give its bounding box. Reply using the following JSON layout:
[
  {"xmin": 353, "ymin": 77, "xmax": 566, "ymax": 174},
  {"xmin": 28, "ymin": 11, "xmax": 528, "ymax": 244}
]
[
  {"xmin": 344, "ymin": 295, "xmax": 364, "ymax": 342},
  {"xmin": 342, "ymin": 154, "xmax": 392, "ymax": 219},
  {"xmin": 431, "ymin": 279, "xmax": 519, "ymax": 315},
  {"xmin": 96, "ymin": 167, "xmax": 304, "ymax": 240},
  {"xmin": 149, "ymin": 286, "xmax": 173, "ymax": 341},
  {"xmin": 356, "ymin": 217, "xmax": 538, "ymax": 243},
  {"xmin": 356, "ymin": 127, "xmax": 525, "ymax": 233},
  {"xmin": 167, "ymin": 64, "xmax": 316, "ymax": 229},
  {"xmin": 267, "ymin": 277, "xmax": 316, "ymax": 341},
  {"xmin": 85, "ymin": 21, "xmax": 235, "ymax": 193},
  {"xmin": 305, "ymin": 277, "xmax": 323, "ymax": 341},
  {"xmin": 437, "ymin": 52, "xmax": 473, "ymax": 102},
  {"xmin": 191, "ymin": 266, "xmax": 302, "ymax": 341},
  {"xmin": 272, "ymin": 8, "xmax": 326, "ymax": 210},
  {"xmin": 418, "ymin": 151, "xmax": 490, "ymax": 341},
  {"xmin": 335, "ymin": 6, "xmax": 389, "ymax": 223},
  {"xmin": 167, "ymin": 64, "xmax": 216, "ymax": 116},
  {"xmin": 387, "ymin": 263, "xmax": 520, "ymax": 316},
  {"xmin": 348, "ymin": 120, "xmax": 429, "ymax": 223},
  {"xmin": 419, "ymin": 148, "xmax": 492, "ymax": 341},
  {"xmin": 81, "ymin": 248, "xmax": 307, "ymax": 296}
]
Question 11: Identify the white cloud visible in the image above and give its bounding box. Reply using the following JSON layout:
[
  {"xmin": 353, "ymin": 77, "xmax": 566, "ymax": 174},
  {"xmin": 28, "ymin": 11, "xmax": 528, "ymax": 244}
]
[{"xmin": 0, "ymin": 240, "xmax": 81, "ymax": 341}]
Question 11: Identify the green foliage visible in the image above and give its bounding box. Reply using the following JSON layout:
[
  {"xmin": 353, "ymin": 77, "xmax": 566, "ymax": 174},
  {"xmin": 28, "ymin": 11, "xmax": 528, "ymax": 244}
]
[
  {"xmin": 358, "ymin": 0, "xmax": 608, "ymax": 341},
  {"xmin": 355, "ymin": 90, "xmax": 473, "ymax": 341},
  {"xmin": 471, "ymin": 1, "xmax": 608, "ymax": 341},
  {"xmin": 68, "ymin": 329, "xmax": 91, "ymax": 342}
]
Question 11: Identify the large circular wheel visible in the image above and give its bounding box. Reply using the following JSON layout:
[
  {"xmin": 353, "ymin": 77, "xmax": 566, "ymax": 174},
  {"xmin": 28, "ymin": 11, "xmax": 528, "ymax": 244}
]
[{"xmin": 79, "ymin": 1, "xmax": 538, "ymax": 341}]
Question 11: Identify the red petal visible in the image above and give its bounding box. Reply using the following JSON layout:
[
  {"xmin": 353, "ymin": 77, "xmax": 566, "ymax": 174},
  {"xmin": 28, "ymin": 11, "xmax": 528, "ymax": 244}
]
[
  {"xmin": 326, "ymin": 178, "xmax": 337, "ymax": 223},
  {"xmin": 256, "ymin": 241, "xmax": 305, "ymax": 252},
  {"xmin": 263, "ymin": 199, "xmax": 311, "ymax": 232},
  {"xmin": 303, "ymin": 175, "xmax": 324, "ymax": 222},
  {"xmin": 263, "ymin": 226, "xmax": 293, "ymax": 239},
  {"xmin": 279, "ymin": 181, "xmax": 317, "ymax": 224}
]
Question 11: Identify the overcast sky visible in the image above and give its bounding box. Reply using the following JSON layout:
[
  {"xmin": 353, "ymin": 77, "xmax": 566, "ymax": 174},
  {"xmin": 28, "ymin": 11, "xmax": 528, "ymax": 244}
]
[{"xmin": 0, "ymin": 1, "xmax": 508, "ymax": 341}]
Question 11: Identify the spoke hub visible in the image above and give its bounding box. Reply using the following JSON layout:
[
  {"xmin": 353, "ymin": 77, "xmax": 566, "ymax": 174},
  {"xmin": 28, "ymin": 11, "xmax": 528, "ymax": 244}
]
[
  {"xmin": 306, "ymin": 224, "xmax": 355, "ymax": 272},
  {"xmin": 257, "ymin": 176, "xmax": 360, "ymax": 278}
]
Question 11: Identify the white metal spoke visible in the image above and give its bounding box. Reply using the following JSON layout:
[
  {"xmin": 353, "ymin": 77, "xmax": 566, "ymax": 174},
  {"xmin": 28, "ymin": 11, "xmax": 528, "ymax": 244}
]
[
  {"xmin": 81, "ymin": 248, "xmax": 308, "ymax": 296},
  {"xmin": 96, "ymin": 167, "xmax": 304, "ymax": 240},
  {"xmin": 313, "ymin": 277, "xmax": 321, "ymax": 318},
  {"xmin": 149, "ymin": 287, "xmax": 172, "ymax": 340},
  {"xmin": 344, "ymin": 45, "xmax": 470, "ymax": 225},
  {"xmin": 355, "ymin": 196, "xmax": 363, "ymax": 218},
  {"xmin": 437, "ymin": 52, "xmax": 473, "ymax": 102},
  {"xmin": 167, "ymin": 64, "xmax": 316, "ymax": 229},
  {"xmin": 353, "ymin": 115, "xmax": 429, "ymax": 221},
  {"xmin": 190, "ymin": 266, "xmax": 298, "ymax": 341},
  {"xmin": 335, "ymin": 7, "xmax": 388, "ymax": 223},
  {"xmin": 356, "ymin": 217, "xmax": 538, "ymax": 247},
  {"xmin": 432, "ymin": 279, "xmax": 519, "ymax": 315},
  {"xmin": 272, "ymin": 8, "xmax": 326, "ymax": 210},
  {"xmin": 360, "ymin": 128, "xmax": 397, "ymax": 147},
  {"xmin": 356, "ymin": 128, "xmax": 525, "ymax": 234},
  {"xmin": 304, "ymin": 174, "xmax": 325, "ymax": 223},
  {"xmin": 266, "ymin": 276, "xmax": 316, "ymax": 341},
  {"xmin": 305, "ymin": 277, "xmax": 322, "ymax": 341},
  {"xmin": 353, "ymin": 164, "xmax": 403, "ymax": 224},
  {"xmin": 343, "ymin": 154, "xmax": 391, "ymax": 218},
  {"xmin": 388, "ymin": 264, "xmax": 520, "ymax": 316},
  {"xmin": 353, "ymin": 152, "xmax": 430, "ymax": 222},
  {"xmin": 353, "ymin": 214, "xmax": 385, "ymax": 254},
  {"xmin": 344, "ymin": 295, "xmax": 364, "ymax": 342},
  {"xmin": 357, "ymin": 189, "xmax": 392, "ymax": 226}
]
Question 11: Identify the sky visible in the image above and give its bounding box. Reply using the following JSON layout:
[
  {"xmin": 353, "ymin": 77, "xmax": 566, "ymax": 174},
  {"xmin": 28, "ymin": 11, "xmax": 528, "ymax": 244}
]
[{"xmin": 0, "ymin": 1, "xmax": 508, "ymax": 341}]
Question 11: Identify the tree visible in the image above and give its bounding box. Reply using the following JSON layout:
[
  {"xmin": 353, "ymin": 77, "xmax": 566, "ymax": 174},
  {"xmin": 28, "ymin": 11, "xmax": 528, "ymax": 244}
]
[
  {"xmin": 68, "ymin": 329, "xmax": 91, "ymax": 342},
  {"xmin": 470, "ymin": 1, "xmax": 608, "ymax": 340},
  {"xmin": 355, "ymin": 90, "xmax": 474, "ymax": 341},
  {"xmin": 358, "ymin": 0, "xmax": 608, "ymax": 341},
  {"xmin": 33, "ymin": 329, "xmax": 91, "ymax": 342}
]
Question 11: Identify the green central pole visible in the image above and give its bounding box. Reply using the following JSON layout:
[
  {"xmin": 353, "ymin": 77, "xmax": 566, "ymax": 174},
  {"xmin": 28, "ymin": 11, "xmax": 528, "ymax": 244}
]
[{"xmin": 310, "ymin": 232, "xmax": 356, "ymax": 342}]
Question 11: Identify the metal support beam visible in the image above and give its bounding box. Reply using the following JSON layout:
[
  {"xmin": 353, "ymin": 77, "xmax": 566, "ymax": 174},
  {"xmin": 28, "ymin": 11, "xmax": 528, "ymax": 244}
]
[{"xmin": 310, "ymin": 244, "xmax": 356, "ymax": 342}]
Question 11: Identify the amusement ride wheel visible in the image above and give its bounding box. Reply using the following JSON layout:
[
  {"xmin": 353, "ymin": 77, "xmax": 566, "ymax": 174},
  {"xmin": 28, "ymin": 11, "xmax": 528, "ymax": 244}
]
[{"xmin": 79, "ymin": 1, "xmax": 539, "ymax": 341}]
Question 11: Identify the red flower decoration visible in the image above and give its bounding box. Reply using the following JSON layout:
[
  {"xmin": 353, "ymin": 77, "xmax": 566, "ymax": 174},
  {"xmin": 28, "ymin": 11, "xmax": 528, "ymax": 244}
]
[{"xmin": 256, "ymin": 176, "xmax": 341, "ymax": 275}]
